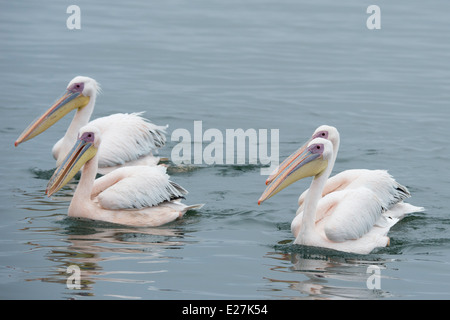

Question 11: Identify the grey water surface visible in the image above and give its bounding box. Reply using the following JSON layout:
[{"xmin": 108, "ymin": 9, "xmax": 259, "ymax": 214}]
[{"xmin": 1, "ymin": 0, "xmax": 450, "ymax": 299}]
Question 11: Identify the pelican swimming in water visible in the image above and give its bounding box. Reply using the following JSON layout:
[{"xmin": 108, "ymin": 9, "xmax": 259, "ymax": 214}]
[
  {"xmin": 266, "ymin": 125, "xmax": 420, "ymax": 217},
  {"xmin": 258, "ymin": 130, "xmax": 423, "ymax": 254},
  {"xmin": 15, "ymin": 76, "xmax": 167, "ymax": 174},
  {"xmin": 46, "ymin": 124, "xmax": 203, "ymax": 227}
]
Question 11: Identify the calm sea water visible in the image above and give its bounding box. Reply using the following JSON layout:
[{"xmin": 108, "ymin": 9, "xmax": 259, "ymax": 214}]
[{"xmin": 1, "ymin": 0, "xmax": 450, "ymax": 300}]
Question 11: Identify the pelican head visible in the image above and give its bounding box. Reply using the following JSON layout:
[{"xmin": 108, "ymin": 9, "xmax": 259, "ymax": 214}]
[
  {"xmin": 265, "ymin": 125, "xmax": 339, "ymax": 185},
  {"xmin": 46, "ymin": 125, "xmax": 101, "ymax": 196},
  {"xmin": 311, "ymin": 125, "xmax": 339, "ymax": 148},
  {"xmin": 258, "ymin": 138, "xmax": 332, "ymax": 205},
  {"xmin": 14, "ymin": 76, "xmax": 100, "ymax": 147}
]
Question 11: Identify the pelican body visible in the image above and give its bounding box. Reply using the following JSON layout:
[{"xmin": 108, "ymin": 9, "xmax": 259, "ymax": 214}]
[
  {"xmin": 15, "ymin": 76, "xmax": 167, "ymax": 174},
  {"xmin": 46, "ymin": 125, "xmax": 203, "ymax": 227},
  {"xmin": 259, "ymin": 126, "xmax": 423, "ymax": 254}
]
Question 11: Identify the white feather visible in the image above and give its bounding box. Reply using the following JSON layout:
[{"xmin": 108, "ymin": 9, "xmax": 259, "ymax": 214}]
[
  {"xmin": 297, "ymin": 169, "xmax": 410, "ymax": 214},
  {"xmin": 322, "ymin": 187, "xmax": 384, "ymax": 242},
  {"xmin": 90, "ymin": 112, "xmax": 168, "ymax": 168},
  {"xmin": 95, "ymin": 165, "xmax": 186, "ymax": 210}
]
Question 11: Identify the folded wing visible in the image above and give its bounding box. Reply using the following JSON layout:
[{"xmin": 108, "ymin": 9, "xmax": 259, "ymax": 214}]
[
  {"xmin": 93, "ymin": 165, "xmax": 187, "ymax": 210},
  {"xmin": 90, "ymin": 112, "xmax": 168, "ymax": 167}
]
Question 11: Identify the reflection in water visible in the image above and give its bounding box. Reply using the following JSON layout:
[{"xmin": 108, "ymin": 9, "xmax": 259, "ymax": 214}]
[
  {"xmin": 265, "ymin": 243, "xmax": 394, "ymax": 299},
  {"xmin": 23, "ymin": 217, "xmax": 191, "ymax": 299},
  {"xmin": 17, "ymin": 165, "xmax": 197, "ymax": 299}
]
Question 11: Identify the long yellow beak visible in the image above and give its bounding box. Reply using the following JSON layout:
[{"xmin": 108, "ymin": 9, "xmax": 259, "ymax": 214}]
[
  {"xmin": 258, "ymin": 144, "xmax": 328, "ymax": 205},
  {"xmin": 14, "ymin": 90, "xmax": 90, "ymax": 147},
  {"xmin": 46, "ymin": 135, "xmax": 97, "ymax": 197},
  {"xmin": 265, "ymin": 138, "xmax": 311, "ymax": 185}
]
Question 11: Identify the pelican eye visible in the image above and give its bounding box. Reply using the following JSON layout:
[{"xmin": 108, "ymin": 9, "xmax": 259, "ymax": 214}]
[
  {"xmin": 313, "ymin": 130, "xmax": 328, "ymax": 139},
  {"xmin": 68, "ymin": 82, "xmax": 84, "ymax": 93},
  {"xmin": 80, "ymin": 131, "xmax": 95, "ymax": 143},
  {"xmin": 309, "ymin": 143, "xmax": 324, "ymax": 154}
]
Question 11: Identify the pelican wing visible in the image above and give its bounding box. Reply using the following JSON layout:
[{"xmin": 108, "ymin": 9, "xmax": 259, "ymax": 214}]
[
  {"xmin": 89, "ymin": 112, "xmax": 167, "ymax": 167},
  {"xmin": 298, "ymin": 169, "xmax": 411, "ymax": 213},
  {"xmin": 93, "ymin": 166, "xmax": 187, "ymax": 210},
  {"xmin": 322, "ymin": 187, "xmax": 385, "ymax": 242}
]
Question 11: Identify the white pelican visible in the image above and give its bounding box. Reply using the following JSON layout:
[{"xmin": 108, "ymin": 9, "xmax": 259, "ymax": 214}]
[
  {"xmin": 46, "ymin": 124, "xmax": 203, "ymax": 227},
  {"xmin": 258, "ymin": 134, "xmax": 423, "ymax": 254},
  {"xmin": 15, "ymin": 76, "xmax": 167, "ymax": 174},
  {"xmin": 266, "ymin": 125, "xmax": 420, "ymax": 217}
]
